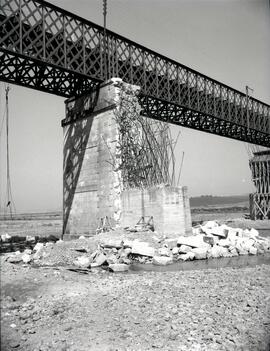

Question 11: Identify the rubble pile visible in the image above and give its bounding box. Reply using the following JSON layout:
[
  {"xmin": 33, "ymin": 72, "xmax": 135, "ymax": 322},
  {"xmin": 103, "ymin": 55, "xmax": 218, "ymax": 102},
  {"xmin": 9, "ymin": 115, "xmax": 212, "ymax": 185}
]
[{"xmin": 2, "ymin": 221, "xmax": 270, "ymax": 269}]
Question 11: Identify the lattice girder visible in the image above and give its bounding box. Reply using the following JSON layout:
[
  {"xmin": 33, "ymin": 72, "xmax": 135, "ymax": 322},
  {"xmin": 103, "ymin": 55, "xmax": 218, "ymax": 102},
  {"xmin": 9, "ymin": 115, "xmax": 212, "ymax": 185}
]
[{"xmin": 0, "ymin": 0, "xmax": 269, "ymax": 147}]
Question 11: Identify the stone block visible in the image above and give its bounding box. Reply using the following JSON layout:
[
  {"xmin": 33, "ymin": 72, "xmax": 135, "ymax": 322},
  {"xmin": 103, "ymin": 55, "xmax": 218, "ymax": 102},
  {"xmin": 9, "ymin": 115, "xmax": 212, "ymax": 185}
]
[
  {"xmin": 152, "ymin": 256, "xmax": 173, "ymax": 266},
  {"xmin": 177, "ymin": 235, "xmax": 210, "ymax": 249},
  {"xmin": 131, "ymin": 241, "xmax": 155, "ymax": 257},
  {"xmin": 191, "ymin": 247, "xmax": 208, "ymax": 260}
]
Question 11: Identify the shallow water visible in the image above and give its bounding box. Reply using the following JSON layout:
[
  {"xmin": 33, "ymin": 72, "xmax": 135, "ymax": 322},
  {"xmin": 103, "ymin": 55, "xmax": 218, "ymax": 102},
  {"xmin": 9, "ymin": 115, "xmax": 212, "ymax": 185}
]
[{"xmin": 130, "ymin": 253, "xmax": 270, "ymax": 273}]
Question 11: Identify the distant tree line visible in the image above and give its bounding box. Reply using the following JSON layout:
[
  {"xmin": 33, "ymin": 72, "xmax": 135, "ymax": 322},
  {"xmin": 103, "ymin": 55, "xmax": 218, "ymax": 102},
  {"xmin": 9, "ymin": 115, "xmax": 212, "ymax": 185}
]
[{"xmin": 190, "ymin": 195, "xmax": 249, "ymax": 208}]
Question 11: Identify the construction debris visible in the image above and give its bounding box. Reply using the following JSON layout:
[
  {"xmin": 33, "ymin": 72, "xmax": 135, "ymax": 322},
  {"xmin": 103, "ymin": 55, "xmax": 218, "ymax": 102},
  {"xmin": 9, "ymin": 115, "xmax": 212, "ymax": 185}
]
[{"xmin": 3, "ymin": 221, "xmax": 270, "ymax": 271}]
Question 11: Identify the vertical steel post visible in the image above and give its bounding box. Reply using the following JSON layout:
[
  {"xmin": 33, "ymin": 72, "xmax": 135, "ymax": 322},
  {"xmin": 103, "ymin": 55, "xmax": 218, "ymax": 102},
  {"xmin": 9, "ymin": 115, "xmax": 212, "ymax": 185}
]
[
  {"xmin": 103, "ymin": 0, "xmax": 107, "ymax": 80},
  {"xmin": 19, "ymin": 0, "xmax": 22, "ymax": 53},
  {"xmin": 42, "ymin": 6, "xmax": 45, "ymax": 60}
]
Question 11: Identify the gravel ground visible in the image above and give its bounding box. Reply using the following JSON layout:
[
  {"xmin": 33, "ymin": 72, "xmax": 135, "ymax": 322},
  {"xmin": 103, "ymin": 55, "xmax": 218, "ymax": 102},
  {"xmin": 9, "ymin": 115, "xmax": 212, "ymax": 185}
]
[{"xmin": 1, "ymin": 257, "xmax": 270, "ymax": 351}]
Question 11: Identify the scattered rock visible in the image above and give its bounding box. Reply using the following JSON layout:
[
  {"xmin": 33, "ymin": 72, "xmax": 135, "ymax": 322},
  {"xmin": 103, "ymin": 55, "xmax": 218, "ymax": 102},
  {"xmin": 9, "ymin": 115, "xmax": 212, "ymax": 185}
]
[
  {"xmin": 191, "ymin": 247, "xmax": 208, "ymax": 260},
  {"xmin": 178, "ymin": 245, "xmax": 192, "ymax": 254},
  {"xmin": 108, "ymin": 263, "xmax": 129, "ymax": 272},
  {"xmin": 26, "ymin": 235, "xmax": 36, "ymax": 243},
  {"xmin": 22, "ymin": 254, "xmax": 32, "ymax": 264},
  {"xmin": 178, "ymin": 252, "xmax": 195, "ymax": 261},
  {"xmin": 93, "ymin": 253, "xmax": 107, "ymax": 266},
  {"xmin": 74, "ymin": 256, "xmax": 90, "ymax": 268},
  {"xmin": 152, "ymin": 256, "xmax": 173, "ymax": 266},
  {"xmin": 1, "ymin": 233, "xmax": 11, "ymax": 242},
  {"xmin": 101, "ymin": 239, "xmax": 123, "ymax": 249},
  {"xmin": 158, "ymin": 247, "xmax": 171, "ymax": 257},
  {"xmin": 177, "ymin": 235, "xmax": 210, "ymax": 249},
  {"xmin": 33, "ymin": 243, "xmax": 44, "ymax": 252},
  {"xmin": 172, "ymin": 247, "xmax": 179, "ymax": 255},
  {"xmin": 131, "ymin": 241, "xmax": 155, "ymax": 257},
  {"xmin": 249, "ymin": 247, "xmax": 257, "ymax": 255}
]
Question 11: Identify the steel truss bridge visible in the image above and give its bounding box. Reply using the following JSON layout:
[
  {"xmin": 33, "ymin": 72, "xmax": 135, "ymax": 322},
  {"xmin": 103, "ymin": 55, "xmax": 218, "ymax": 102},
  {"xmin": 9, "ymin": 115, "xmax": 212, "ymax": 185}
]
[{"xmin": 0, "ymin": 0, "xmax": 269, "ymax": 147}]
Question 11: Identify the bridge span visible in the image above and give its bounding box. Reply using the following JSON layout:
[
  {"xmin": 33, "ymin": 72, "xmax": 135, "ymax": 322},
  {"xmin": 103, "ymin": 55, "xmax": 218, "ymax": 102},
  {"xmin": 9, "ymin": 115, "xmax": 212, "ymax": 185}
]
[{"xmin": 0, "ymin": 0, "xmax": 269, "ymax": 147}]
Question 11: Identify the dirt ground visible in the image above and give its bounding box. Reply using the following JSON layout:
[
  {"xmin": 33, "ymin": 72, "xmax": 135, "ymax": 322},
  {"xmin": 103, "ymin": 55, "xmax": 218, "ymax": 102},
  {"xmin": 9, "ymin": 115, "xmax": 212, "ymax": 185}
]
[
  {"xmin": 1, "ymin": 213, "xmax": 270, "ymax": 351},
  {"xmin": 1, "ymin": 255, "xmax": 270, "ymax": 351}
]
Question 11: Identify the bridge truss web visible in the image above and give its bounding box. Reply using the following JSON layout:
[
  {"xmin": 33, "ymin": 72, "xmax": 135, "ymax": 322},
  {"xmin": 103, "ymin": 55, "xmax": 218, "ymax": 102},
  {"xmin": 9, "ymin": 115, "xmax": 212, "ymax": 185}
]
[
  {"xmin": 249, "ymin": 150, "xmax": 270, "ymax": 220},
  {"xmin": 0, "ymin": 0, "xmax": 269, "ymax": 147}
]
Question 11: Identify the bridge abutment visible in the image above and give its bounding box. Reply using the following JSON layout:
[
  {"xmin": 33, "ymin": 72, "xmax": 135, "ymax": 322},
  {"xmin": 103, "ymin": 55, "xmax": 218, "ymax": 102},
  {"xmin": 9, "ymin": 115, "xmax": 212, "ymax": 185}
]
[{"xmin": 61, "ymin": 79, "xmax": 192, "ymax": 237}]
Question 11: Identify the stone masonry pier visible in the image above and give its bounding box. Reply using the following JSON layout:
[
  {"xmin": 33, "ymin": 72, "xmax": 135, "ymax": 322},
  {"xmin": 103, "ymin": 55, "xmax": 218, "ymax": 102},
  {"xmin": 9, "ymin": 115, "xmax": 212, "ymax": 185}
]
[{"xmin": 62, "ymin": 79, "xmax": 192, "ymax": 237}]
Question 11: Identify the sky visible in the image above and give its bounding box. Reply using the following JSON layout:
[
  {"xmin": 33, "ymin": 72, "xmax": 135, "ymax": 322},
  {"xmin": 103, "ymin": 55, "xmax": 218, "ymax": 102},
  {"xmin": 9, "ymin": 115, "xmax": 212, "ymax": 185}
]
[{"xmin": 0, "ymin": 0, "xmax": 269, "ymax": 213}]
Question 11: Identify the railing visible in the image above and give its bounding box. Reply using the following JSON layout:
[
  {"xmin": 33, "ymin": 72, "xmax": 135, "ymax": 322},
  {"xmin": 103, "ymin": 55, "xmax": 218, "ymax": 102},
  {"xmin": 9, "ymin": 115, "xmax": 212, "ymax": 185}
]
[{"xmin": 0, "ymin": 0, "xmax": 269, "ymax": 145}]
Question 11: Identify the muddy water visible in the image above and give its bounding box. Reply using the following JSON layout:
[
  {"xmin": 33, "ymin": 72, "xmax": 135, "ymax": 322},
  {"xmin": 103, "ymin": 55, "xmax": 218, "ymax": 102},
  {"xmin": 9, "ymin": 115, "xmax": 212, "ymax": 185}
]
[{"xmin": 130, "ymin": 253, "xmax": 270, "ymax": 273}]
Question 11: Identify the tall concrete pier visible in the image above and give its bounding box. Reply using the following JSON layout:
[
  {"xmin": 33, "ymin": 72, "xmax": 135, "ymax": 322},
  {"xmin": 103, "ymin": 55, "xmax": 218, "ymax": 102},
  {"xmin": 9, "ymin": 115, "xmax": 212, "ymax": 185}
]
[{"xmin": 62, "ymin": 79, "xmax": 192, "ymax": 237}]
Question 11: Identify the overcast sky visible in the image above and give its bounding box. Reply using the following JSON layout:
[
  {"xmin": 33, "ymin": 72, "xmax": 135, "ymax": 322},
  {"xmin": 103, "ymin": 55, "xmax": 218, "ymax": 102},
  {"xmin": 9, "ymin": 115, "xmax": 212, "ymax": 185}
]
[{"xmin": 0, "ymin": 0, "xmax": 269, "ymax": 213}]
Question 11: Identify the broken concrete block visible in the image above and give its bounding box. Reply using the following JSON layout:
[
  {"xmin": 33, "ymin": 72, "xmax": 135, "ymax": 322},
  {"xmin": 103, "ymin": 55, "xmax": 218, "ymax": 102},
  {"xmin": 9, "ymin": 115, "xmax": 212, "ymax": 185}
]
[
  {"xmin": 249, "ymin": 247, "xmax": 257, "ymax": 255},
  {"xmin": 94, "ymin": 253, "xmax": 107, "ymax": 266},
  {"xmin": 74, "ymin": 256, "xmax": 90, "ymax": 268},
  {"xmin": 178, "ymin": 252, "xmax": 195, "ymax": 261},
  {"xmin": 158, "ymin": 247, "xmax": 171, "ymax": 257},
  {"xmin": 227, "ymin": 229, "xmax": 239, "ymax": 242},
  {"xmin": 123, "ymin": 240, "xmax": 133, "ymax": 249},
  {"xmin": 177, "ymin": 235, "xmax": 210, "ymax": 249},
  {"xmin": 178, "ymin": 245, "xmax": 192, "ymax": 254},
  {"xmin": 203, "ymin": 236, "xmax": 215, "ymax": 246},
  {"xmin": 230, "ymin": 248, "xmax": 239, "ymax": 257},
  {"xmin": 26, "ymin": 236, "xmax": 36, "ymax": 243},
  {"xmin": 172, "ymin": 247, "xmax": 179, "ymax": 255},
  {"xmin": 24, "ymin": 249, "xmax": 32, "ymax": 255},
  {"xmin": 191, "ymin": 247, "xmax": 208, "ymax": 260},
  {"xmin": 101, "ymin": 239, "xmax": 123, "ymax": 249},
  {"xmin": 1, "ymin": 233, "xmax": 12, "ymax": 242},
  {"xmin": 22, "ymin": 254, "xmax": 32, "ymax": 264},
  {"xmin": 202, "ymin": 221, "xmax": 219, "ymax": 229},
  {"xmin": 33, "ymin": 243, "xmax": 44, "ymax": 252},
  {"xmin": 152, "ymin": 256, "xmax": 173, "ymax": 266},
  {"xmin": 131, "ymin": 241, "xmax": 155, "ymax": 257},
  {"xmin": 207, "ymin": 245, "xmax": 229, "ymax": 259},
  {"xmin": 192, "ymin": 226, "xmax": 202, "ymax": 235},
  {"xmin": 164, "ymin": 239, "xmax": 178, "ymax": 249},
  {"xmin": 243, "ymin": 228, "xmax": 259, "ymax": 240},
  {"xmin": 207, "ymin": 245, "xmax": 222, "ymax": 259},
  {"xmin": 108, "ymin": 263, "xmax": 129, "ymax": 272},
  {"xmin": 208, "ymin": 225, "xmax": 229, "ymax": 238},
  {"xmin": 106, "ymin": 254, "xmax": 118, "ymax": 265},
  {"xmin": 218, "ymin": 239, "xmax": 231, "ymax": 248},
  {"xmin": 240, "ymin": 238, "xmax": 255, "ymax": 252}
]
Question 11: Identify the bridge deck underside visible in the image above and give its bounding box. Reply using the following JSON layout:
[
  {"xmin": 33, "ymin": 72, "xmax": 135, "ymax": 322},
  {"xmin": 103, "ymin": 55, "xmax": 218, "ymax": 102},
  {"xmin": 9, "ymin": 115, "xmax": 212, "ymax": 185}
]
[{"xmin": 0, "ymin": 0, "xmax": 269, "ymax": 147}]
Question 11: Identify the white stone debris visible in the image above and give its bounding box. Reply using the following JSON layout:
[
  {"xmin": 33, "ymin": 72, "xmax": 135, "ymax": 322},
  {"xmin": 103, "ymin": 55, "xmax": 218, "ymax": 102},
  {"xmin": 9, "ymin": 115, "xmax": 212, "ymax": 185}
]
[
  {"xmin": 26, "ymin": 235, "xmax": 36, "ymax": 243},
  {"xmin": 74, "ymin": 256, "xmax": 90, "ymax": 268},
  {"xmin": 33, "ymin": 243, "xmax": 44, "ymax": 252},
  {"xmin": 178, "ymin": 252, "xmax": 195, "ymax": 261},
  {"xmin": 178, "ymin": 245, "xmax": 193, "ymax": 254},
  {"xmin": 158, "ymin": 247, "xmax": 171, "ymax": 257},
  {"xmin": 152, "ymin": 256, "xmax": 173, "ymax": 266},
  {"xmin": 101, "ymin": 239, "xmax": 123, "ymax": 249},
  {"xmin": 177, "ymin": 235, "xmax": 210, "ymax": 249},
  {"xmin": 131, "ymin": 241, "xmax": 155, "ymax": 257},
  {"xmin": 108, "ymin": 263, "xmax": 129, "ymax": 272},
  {"xmin": 191, "ymin": 247, "xmax": 208, "ymax": 260},
  {"xmin": 1, "ymin": 233, "xmax": 11, "ymax": 242},
  {"xmin": 22, "ymin": 254, "xmax": 32, "ymax": 264}
]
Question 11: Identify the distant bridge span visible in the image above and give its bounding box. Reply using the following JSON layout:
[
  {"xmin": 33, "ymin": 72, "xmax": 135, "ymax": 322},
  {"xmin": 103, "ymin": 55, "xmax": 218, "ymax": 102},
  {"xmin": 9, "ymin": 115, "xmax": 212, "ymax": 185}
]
[{"xmin": 0, "ymin": 0, "xmax": 269, "ymax": 147}]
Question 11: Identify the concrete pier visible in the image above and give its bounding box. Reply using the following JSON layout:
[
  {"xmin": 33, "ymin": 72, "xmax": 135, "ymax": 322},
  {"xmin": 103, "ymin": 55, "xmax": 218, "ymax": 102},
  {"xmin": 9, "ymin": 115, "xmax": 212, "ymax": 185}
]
[{"xmin": 62, "ymin": 79, "xmax": 192, "ymax": 237}]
